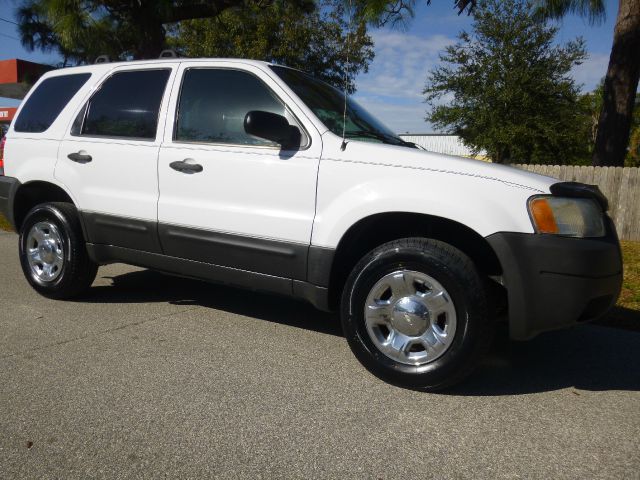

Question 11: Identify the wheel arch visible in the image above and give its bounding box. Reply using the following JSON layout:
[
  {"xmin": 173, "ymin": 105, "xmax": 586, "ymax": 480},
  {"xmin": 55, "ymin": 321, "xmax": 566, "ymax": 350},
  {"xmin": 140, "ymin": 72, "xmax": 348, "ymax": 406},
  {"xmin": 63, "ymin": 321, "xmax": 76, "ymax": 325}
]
[
  {"xmin": 13, "ymin": 181, "xmax": 76, "ymax": 232},
  {"xmin": 325, "ymin": 212, "xmax": 503, "ymax": 310}
]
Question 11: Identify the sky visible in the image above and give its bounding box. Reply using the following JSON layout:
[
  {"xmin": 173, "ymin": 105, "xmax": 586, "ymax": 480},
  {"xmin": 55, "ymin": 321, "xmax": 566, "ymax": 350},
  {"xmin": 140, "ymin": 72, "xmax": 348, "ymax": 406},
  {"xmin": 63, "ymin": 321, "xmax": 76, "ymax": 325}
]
[{"xmin": 0, "ymin": 0, "xmax": 620, "ymax": 134}]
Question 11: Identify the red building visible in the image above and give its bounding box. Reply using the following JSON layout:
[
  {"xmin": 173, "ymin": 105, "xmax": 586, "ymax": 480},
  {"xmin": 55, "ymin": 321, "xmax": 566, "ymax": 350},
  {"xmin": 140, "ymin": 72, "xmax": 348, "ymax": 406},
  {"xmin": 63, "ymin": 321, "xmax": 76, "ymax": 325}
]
[
  {"xmin": 0, "ymin": 58, "xmax": 53, "ymax": 99},
  {"xmin": 0, "ymin": 59, "xmax": 53, "ymax": 132}
]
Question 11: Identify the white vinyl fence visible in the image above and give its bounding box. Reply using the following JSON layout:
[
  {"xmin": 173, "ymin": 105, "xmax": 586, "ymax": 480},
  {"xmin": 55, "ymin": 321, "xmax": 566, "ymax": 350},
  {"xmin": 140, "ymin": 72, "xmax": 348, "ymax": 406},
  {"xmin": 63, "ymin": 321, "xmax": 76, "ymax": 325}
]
[{"xmin": 399, "ymin": 134, "xmax": 487, "ymax": 158}]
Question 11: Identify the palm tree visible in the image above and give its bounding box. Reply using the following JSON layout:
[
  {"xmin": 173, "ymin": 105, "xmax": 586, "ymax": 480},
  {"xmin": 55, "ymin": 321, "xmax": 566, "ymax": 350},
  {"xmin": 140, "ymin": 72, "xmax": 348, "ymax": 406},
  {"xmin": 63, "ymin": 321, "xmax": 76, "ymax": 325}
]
[
  {"xmin": 356, "ymin": 1, "xmax": 474, "ymax": 26},
  {"xmin": 533, "ymin": 0, "xmax": 640, "ymax": 167}
]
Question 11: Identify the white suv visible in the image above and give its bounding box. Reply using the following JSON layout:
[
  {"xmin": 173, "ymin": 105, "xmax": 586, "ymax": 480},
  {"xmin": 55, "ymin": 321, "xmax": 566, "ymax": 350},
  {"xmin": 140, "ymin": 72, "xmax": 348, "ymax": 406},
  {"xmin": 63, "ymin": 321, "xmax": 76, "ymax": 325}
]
[{"xmin": 0, "ymin": 59, "xmax": 623, "ymax": 390}]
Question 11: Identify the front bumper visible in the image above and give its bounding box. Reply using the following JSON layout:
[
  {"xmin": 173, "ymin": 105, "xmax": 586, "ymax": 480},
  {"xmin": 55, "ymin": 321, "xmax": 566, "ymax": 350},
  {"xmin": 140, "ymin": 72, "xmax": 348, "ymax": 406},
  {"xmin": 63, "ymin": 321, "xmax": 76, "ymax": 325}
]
[
  {"xmin": 0, "ymin": 176, "xmax": 19, "ymax": 231},
  {"xmin": 486, "ymin": 219, "xmax": 622, "ymax": 340}
]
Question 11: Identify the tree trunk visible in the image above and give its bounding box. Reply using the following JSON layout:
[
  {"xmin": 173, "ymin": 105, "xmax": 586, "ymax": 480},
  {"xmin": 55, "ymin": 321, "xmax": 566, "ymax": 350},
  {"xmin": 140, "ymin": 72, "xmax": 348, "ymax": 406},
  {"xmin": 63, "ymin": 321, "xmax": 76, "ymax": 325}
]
[
  {"xmin": 130, "ymin": 0, "xmax": 167, "ymax": 60},
  {"xmin": 133, "ymin": 23, "xmax": 166, "ymax": 60},
  {"xmin": 592, "ymin": 0, "xmax": 640, "ymax": 167},
  {"xmin": 130, "ymin": 0, "xmax": 248, "ymax": 59}
]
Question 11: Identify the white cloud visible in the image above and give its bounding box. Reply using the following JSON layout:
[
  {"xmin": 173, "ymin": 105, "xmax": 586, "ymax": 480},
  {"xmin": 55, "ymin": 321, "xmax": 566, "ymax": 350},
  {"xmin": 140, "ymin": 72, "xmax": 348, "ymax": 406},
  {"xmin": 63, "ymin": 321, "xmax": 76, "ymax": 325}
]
[
  {"xmin": 354, "ymin": 30, "xmax": 455, "ymax": 132},
  {"xmin": 356, "ymin": 31, "xmax": 454, "ymax": 101},
  {"xmin": 354, "ymin": 97, "xmax": 434, "ymax": 133}
]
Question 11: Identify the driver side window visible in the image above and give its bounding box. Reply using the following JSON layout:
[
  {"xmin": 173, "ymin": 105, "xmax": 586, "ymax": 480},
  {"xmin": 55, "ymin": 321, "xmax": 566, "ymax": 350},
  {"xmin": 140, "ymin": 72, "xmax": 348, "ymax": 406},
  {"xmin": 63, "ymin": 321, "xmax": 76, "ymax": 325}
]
[{"xmin": 175, "ymin": 68, "xmax": 299, "ymax": 147}]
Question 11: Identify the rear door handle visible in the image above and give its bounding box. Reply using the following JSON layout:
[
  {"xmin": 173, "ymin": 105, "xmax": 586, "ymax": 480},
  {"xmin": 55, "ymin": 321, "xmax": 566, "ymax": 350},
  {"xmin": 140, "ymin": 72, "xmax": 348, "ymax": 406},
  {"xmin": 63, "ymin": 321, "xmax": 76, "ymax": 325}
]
[
  {"xmin": 170, "ymin": 159, "xmax": 203, "ymax": 174},
  {"xmin": 67, "ymin": 151, "xmax": 92, "ymax": 164}
]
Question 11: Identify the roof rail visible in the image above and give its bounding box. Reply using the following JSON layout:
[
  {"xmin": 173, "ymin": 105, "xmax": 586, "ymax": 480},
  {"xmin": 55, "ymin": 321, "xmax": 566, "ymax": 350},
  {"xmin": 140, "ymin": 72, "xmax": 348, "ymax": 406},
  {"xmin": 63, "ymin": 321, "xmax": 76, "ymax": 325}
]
[
  {"xmin": 95, "ymin": 55, "xmax": 111, "ymax": 64},
  {"xmin": 159, "ymin": 49, "xmax": 179, "ymax": 59}
]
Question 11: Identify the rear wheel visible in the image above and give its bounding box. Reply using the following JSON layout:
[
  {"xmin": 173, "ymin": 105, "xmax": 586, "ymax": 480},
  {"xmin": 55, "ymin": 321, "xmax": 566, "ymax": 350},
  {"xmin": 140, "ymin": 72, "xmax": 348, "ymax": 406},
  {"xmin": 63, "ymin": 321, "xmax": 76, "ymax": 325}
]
[
  {"xmin": 341, "ymin": 237, "xmax": 493, "ymax": 391},
  {"xmin": 19, "ymin": 202, "xmax": 98, "ymax": 299}
]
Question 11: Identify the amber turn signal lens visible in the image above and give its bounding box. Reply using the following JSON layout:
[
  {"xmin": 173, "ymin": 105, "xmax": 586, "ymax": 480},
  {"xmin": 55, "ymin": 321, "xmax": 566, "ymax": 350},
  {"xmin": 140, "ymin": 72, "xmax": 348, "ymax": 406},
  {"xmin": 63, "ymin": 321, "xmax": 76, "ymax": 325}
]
[{"xmin": 529, "ymin": 198, "xmax": 558, "ymax": 234}]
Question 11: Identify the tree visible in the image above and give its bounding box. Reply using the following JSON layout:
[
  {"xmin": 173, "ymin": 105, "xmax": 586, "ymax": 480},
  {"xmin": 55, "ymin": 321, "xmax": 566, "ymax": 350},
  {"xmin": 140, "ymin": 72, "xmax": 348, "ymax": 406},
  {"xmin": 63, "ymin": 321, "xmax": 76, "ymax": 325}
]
[
  {"xmin": 533, "ymin": 0, "xmax": 640, "ymax": 167},
  {"xmin": 174, "ymin": 1, "xmax": 374, "ymax": 92},
  {"xmin": 423, "ymin": 0, "xmax": 589, "ymax": 164},
  {"xmin": 16, "ymin": 0, "xmax": 314, "ymax": 63}
]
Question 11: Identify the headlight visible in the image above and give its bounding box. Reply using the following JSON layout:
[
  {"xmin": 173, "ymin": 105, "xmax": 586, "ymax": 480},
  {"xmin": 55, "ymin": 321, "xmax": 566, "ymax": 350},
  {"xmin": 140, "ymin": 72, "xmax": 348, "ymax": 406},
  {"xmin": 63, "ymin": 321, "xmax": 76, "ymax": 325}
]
[{"xmin": 528, "ymin": 196, "xmax": 606, "ymax": 237}]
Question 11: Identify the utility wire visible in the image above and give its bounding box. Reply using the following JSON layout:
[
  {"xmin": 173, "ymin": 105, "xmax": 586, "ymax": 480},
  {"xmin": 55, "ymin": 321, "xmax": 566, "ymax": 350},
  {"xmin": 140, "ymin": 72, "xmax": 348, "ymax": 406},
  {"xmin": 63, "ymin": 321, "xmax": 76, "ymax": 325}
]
[
  {"xmin": 0, "ymin": 16, "xmax": 20, "ymax": 41},
  {"xmin": 0, "ymin": 17, "xmax": 18, "ymax": 26}
]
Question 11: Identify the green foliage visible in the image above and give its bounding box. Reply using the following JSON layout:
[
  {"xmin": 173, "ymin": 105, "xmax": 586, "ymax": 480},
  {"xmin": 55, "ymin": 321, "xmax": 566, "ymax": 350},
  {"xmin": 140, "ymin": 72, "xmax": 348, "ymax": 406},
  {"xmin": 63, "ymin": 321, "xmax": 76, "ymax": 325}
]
[
  {"xmin": 17, "ymin": 0, "xmax": 374, "ymax": 90},
  {"xmin": 624, "ymin": 95, "xmax": 640, "ymax": 167},
  {"xmin": 531, "ymin": 0, "xmax": 606, "ymax": 25},
  {"xmin": 352, "ymin": 0, "xmax": 417, "ymax": 27},
  {"xmin": 17, "ymin": 0, "xmax": 120, "ymax": 64},
  {"xmin": 351, "ymin": 1, "xmax": 476, "ymax": 27},
  {"xmin": 174, "ymin": 1, "xmax": 374, "ymax": 93},
  {"xmin": 618, "ymin": 241, "xmax": 640, "ymax": 313},
  {"xmin": 16, "ymin": 0, "xmax": 318, "ymax": 63},
  {"xmin": 0, "ymin": 213, "xmax": 11, "ymax": 232},
  {"xmin": 580, "ymin": 81, "xmax": 604, "ymax": 148},
  {"xmin": 423, "ymin": 0, "xmax": 589, "ymax": 164}
]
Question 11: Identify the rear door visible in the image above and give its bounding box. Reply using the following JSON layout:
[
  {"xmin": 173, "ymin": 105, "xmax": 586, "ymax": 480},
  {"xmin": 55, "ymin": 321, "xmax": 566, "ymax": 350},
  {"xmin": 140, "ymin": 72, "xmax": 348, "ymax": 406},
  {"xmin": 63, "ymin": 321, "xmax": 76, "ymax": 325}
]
[
  {"xmin": 157, "ymin": 61, "xmax": 323, "ymax": 279},
  {"xmin": 55, "ymin": 64, "xmax": 178, "ymax": 252}
]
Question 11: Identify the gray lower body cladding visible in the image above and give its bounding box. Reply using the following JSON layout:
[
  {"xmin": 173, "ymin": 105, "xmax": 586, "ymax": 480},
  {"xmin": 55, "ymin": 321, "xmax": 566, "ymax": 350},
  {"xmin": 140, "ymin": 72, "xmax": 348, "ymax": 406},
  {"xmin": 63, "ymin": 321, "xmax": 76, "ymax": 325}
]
[
  {"xmin": 0, "ymin": 176, "xmax": 20, "ymax": 230},
  {"xmin": 80, "ymin": 211, "xmax": 332, "ymax": 311},
  {"xmin": 486, "ymin": 218, "xmax": 623, "ymax": 340}
]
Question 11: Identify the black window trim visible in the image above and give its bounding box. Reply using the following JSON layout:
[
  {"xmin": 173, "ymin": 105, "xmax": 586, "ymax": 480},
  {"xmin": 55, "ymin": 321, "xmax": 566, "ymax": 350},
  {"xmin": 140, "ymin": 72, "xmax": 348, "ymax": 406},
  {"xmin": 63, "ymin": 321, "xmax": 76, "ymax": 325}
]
[
  {"xmin": 171, "ymin": 66, "xmax": 311, "ymax": 151},
  {"xmin": 71, "ymin": 67, "xmax": 172, "ymax": 142}
]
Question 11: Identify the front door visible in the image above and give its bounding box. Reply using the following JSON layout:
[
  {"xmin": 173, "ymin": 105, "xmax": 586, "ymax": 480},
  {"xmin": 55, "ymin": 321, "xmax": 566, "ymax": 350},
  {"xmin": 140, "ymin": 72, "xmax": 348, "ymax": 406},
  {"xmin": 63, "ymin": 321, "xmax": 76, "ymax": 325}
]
[{"xmin": 157, "ymin": 62, "xmax": 322, "ymax": 279}]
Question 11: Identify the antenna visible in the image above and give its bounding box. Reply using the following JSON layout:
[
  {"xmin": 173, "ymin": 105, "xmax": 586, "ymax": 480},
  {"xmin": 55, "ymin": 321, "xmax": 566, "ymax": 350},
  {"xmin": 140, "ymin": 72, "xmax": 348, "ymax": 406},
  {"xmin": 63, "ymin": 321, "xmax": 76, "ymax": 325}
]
[{"xmin": 340, "ymin": 0, "xmax": 354, "ymax": 152}]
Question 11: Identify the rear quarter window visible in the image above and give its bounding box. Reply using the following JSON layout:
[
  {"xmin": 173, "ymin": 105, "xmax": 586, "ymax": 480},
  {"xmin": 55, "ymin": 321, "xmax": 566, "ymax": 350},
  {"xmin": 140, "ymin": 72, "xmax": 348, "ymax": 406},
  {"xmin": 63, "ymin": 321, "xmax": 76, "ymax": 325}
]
[{"xmin": 13, "ymin": 73, "xmax": 91, "ymax": 133}]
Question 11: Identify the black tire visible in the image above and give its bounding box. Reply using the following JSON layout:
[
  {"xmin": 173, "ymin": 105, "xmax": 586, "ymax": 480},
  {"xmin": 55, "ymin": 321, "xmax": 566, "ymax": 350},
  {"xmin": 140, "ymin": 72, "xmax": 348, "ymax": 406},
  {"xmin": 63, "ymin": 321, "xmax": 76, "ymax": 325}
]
[
  {"xmin": 19, "ymin": 202, "xmax": 98, "ymax": 299},
  {"xmin": 341, "ymin": 237, "xmax": 493, "ymax": 391}
]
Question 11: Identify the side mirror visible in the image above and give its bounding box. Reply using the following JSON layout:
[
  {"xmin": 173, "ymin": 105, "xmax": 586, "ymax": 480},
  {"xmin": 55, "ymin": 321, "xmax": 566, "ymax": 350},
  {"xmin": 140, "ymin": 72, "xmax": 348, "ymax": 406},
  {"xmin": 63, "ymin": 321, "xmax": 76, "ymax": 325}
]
[{"xmin": 244, "ymin": 110, "xmax": 301, "ymax": 149}]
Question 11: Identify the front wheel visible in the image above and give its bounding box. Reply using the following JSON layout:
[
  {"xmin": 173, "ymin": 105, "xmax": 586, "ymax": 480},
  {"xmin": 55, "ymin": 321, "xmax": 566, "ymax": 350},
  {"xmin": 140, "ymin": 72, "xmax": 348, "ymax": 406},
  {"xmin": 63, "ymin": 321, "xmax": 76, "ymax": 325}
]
[
  {"xmin": 340, "ymin": 237, "xmax": 493, "ymax": 391},
  {"xmin": 19, "ymin": 202, "xmax": 98, "ymax": 299}
]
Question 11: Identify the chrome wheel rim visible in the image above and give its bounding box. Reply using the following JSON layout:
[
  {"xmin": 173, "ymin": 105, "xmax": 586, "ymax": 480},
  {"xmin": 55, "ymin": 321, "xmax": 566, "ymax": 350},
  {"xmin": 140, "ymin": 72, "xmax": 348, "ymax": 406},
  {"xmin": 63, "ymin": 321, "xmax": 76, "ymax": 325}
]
[
  {"xmin": 25, "ymin": 221, "xmax": 65, "ymax": 282},
  {"xmin": 364, "ymin": 270, "xmax": 457, "ymax": 366}
]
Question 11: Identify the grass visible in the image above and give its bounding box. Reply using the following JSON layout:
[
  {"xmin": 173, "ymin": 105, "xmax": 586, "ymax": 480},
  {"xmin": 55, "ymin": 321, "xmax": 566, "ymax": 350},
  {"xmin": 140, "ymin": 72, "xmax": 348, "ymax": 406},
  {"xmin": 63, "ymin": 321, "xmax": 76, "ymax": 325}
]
[
  {"xmin": 0, "ymin": 212, "xmax": 11, "ymax": 232},
  {"xmin": 618, "ymin": 241, "xmax": 640, "ymax": 311},
  {"xmin": 604, "ymin": 241, "xmax": 640, "ymax": 331}
]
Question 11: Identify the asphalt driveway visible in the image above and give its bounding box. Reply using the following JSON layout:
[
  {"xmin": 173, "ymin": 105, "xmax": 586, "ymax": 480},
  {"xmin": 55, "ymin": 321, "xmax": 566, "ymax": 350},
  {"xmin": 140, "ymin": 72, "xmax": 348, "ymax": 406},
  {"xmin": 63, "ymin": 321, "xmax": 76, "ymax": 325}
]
[{"xmin": 1, "ymin": 230, "xmax": 639, "ymax": 479}]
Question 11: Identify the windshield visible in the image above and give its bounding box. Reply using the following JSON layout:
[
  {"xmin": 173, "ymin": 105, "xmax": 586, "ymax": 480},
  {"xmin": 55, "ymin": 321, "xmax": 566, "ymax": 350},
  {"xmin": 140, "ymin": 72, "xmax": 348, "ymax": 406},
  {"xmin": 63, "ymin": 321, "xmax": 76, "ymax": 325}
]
[{"xmin": 270, "ymin": 66, "xmax": 414, "ymax": 148}]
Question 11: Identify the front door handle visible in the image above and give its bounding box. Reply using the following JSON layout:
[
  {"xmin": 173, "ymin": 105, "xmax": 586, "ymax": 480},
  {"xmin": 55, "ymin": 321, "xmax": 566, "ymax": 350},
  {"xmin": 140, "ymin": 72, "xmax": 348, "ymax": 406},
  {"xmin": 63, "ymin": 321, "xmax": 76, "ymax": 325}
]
[
  {"xmin": 67, "ymin": 151, "xmax": 92, "ymax": 164},
  {"xmin": 170, "ymin": 159, "xmax": 203, "ymax": 174}
]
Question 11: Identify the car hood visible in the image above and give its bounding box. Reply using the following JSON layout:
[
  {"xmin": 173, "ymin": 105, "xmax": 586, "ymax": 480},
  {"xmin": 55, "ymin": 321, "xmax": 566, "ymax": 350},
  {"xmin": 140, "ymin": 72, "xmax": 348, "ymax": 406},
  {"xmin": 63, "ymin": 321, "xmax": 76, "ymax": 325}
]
[{"xmin": 321, "ymin": 133, "xmax": 558, "ymax": 193}]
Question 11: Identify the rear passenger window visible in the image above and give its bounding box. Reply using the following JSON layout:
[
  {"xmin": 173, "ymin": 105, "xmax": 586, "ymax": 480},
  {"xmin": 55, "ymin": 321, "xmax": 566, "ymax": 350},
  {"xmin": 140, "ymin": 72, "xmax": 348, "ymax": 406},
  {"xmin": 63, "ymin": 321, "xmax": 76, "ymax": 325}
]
[
  {"xmin": 175, "ymin": 69, "xmax": 289, "ymax": 146},
  {"xmin": 79, "ymin": 69, "xmax": 170, "ymax": 140},
  {"xmin": 14, "ymin": 73, "xmax": 91, "ymax": 133}
]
